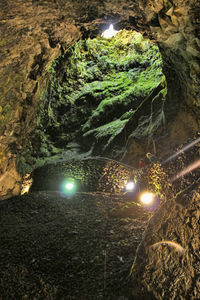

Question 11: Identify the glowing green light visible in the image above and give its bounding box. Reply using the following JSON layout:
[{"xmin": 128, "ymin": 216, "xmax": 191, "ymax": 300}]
[
  {"xmin": 65, "ymin": 182, "xmax": 74, "ymax": 190},
  {"xmin": 61, "ymin": 178, "xmax": 77, "ymax": 196}
]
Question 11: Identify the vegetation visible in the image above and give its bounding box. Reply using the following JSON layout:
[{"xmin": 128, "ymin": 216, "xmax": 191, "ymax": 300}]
[{"xmin": 19, "ymin": 29, "xmax": 167, "ymax": 172}]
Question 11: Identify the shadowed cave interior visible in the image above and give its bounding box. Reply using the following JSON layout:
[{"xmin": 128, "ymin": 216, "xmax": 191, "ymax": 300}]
[{"xmin": 0, "ymin": 1, "xmax": 200, "ymax": 299}]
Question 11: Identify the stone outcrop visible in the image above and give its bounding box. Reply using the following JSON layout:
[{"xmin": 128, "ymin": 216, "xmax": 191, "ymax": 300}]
[
  {"xmin": 131, "ymin": 134, "xmax": 200, "ymax": 299},
  {"xmin": 0, "ymin": 0, "xmax": 199, "ymax": 199},
  {"xmin": 127, "ymin": 0, "xmax": 200, "ymax": 164},
  {"xmin": 0, "ymin": 0, "xmax": 81, "ymax": 198},
  {"xmin": 143, "ymin": 0, "xmax": 200, "ymax": 107}
]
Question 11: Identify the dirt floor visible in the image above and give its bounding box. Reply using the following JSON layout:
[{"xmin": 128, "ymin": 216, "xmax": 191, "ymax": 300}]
[{"xmin": 0, "ymin": 191, "xmax": 152, "ymax": 300}]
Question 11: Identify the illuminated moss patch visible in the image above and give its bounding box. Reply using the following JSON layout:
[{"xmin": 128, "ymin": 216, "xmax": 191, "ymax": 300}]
[{"xmin": 24, "ymin": 29, "xmax": 167, "ymax": 164}]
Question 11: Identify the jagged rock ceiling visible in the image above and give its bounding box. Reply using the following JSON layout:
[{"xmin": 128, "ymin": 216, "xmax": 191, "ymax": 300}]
[{"xmin": 0, "ymin": 0, "xmax": 200, "ymax": 200}]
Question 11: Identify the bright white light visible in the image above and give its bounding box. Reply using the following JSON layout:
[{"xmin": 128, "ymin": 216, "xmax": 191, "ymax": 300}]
[
  {"xmin": 125, "ymin": 181, "xmax": 135, "ymax": 191},
  {"xmin": 102, "ymin": 24, "xmax": 119, "ymax": 38},
  {"xmin": 140, "ymin": 192, "xmax": 154, "ymax": 205},
  {"xmin": 65, "ymin": 182, "xmax": 74, "ymax": 190}
]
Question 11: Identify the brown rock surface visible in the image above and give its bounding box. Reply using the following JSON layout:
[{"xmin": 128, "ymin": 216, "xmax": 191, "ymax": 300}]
[
  {"xmin": 131, "ymin": 134, "xmax": 200, "ymax": 299},
  {"xmin": 0, "ymin": 0, "xmax": 81, "ymax": 198}
]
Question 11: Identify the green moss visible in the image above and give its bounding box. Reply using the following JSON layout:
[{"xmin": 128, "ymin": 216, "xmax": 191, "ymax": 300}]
[
  {"xmin": 84, "ymin": 118, "xmax": 130, "ymax": 150},
  {"xmin": 48, "ymin": 30, "xmax": 162, "ymax": 92},
  {"xmin": 0, "ymin": 104, "xmax": 13, "ymax": 131},
  {"xmin": 0, "ymin": 39, "xmax": 8, "ymax": 47},
  {"xmin": 33, "ymin": 29, "xmax": 167, "ymax": 157}
]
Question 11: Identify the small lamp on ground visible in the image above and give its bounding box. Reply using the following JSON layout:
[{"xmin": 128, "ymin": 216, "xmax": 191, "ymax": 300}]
[
  {"xmin": 60, "ymin": 178, "xmax": 77, "ymax": 197},
  {"xmin": 140, "ymin": 192, "xmax": 154, "ymax": 205}
]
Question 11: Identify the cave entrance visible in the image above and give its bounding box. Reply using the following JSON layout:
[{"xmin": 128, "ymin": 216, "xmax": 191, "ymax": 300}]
[{"xmin": 27, "ymin": 29, "xmax": 167, "ymax": 170}]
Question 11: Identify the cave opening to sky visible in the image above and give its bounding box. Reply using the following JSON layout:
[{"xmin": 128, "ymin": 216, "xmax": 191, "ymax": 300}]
[{"xmin": 18, "ymin": 29, "xmax": 167, "ymax": 175}]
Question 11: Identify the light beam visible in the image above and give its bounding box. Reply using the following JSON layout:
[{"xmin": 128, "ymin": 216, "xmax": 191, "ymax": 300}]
[
  {"xmin": 163, "ymin": 136, "xmax": 200, "ymax": 163},
  {"xmin": 171, "ymin": 159, "xmax": 200, "ymax": 182}
]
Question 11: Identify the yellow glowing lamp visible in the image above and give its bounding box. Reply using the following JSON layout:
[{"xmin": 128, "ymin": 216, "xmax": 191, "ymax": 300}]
[
  {"xmin": 140, "ymin": 192, "xmax": 154, "ymax": 205},
  {"xmin": 102, "ymin": 24, "xmax": 119, "ymax": 38}
]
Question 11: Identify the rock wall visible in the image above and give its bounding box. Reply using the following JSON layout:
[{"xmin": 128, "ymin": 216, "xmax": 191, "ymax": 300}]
[
  {"xmin": 0, "ymin": 0, "xmax": 81, "ymax": 199},
  {"xmin": 127, "ymin": 0, "xmax": 200, "ymax": 164},
  {"xmin": 131, "ymin": 134, "xmax": 200, "ymax": 299},
  {"xmin": 131, "ymin": 185, "xmax": 200, "ymax": 299},
  {"xmin": 0, "ymin": 0, "xmax": 199, "ymax": 199},
  {"xmin": 141, "ymin": 0, "xmax": 200, "ymax": 106}
]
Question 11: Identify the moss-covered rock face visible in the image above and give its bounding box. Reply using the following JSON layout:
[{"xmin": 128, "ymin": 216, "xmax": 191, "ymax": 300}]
[{"xmin": 23, "ymin": 30, "xmax": 166, "ymax": 167}]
